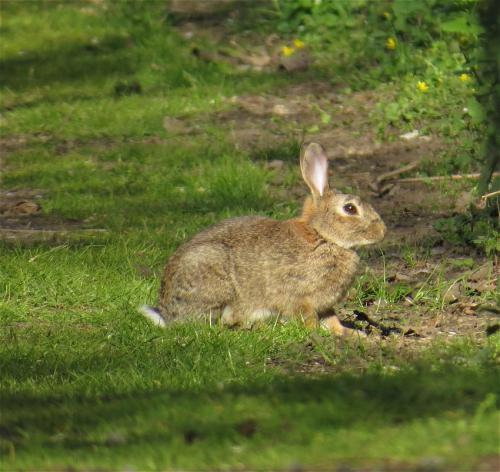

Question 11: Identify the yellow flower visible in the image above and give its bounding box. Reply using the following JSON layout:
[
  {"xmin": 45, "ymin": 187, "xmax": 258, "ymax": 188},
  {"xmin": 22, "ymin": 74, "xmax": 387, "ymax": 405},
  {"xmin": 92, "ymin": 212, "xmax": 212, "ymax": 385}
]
[
  {"xmin": 417, "ymin": 81, "xmax": 429, "ymax": 92},
  {"xmin": 293, "ymin": 39, "xmax": 305, "ymax": 49},
  {"xmin": 281, "ymin": 45, "xmax": 295, "ymax": 57},
  {"xmin": 459, "ymin": 73, "xmax": 471, "ymax": 82},
  {"xmin": 386, "ymin": 37, "xmax": 397, "ymax": 50},
  {"xmin": 383, "ymin": 11, "xmax": 391, "ymax": 19}
]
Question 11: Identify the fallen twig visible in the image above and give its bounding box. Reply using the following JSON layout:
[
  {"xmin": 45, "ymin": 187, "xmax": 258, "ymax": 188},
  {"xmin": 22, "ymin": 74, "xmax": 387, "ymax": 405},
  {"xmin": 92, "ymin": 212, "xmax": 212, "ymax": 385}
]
[
  {"xmin": 369, "ymin": 161, "xmax": 421, "ymax": 195},
  {"xmin": 348, "ymin": 166, "xmax": 499, "ymax": 197},
  {"xmin": 393, "ymin": 172, "xmax": 500, "ymax": 184},
  {"xmin": 477, "ymin": 189, "xmax": 500, "ymax": 209},
  {"xmin": 376, "ymin": 161, "xmax": 421, "ymax": 185},
  {"xmin": 481, "ymin": 189, "xmax": 500, "ymax": 202},
  {"xmin": 0, "ymin": 228, "xmax": 109, "ymax": 244}
]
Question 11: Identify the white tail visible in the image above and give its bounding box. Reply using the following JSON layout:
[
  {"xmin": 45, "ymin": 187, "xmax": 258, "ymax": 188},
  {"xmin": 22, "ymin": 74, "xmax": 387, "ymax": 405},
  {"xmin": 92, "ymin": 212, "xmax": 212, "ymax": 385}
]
[{"xmin": 139, "ymin": 305, "xmax": 167, "ymax": 327}]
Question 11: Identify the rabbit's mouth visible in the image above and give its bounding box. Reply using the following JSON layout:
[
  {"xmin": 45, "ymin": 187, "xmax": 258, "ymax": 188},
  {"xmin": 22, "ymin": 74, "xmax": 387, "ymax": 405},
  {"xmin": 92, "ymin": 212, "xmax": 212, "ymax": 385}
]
[
  {"xmin": 343, "ymin": 220, "xmax": 386, "ymax": 248},
  {"xmin": 365, "ymin": 220, "xmax": 387, "ymax": 244}
]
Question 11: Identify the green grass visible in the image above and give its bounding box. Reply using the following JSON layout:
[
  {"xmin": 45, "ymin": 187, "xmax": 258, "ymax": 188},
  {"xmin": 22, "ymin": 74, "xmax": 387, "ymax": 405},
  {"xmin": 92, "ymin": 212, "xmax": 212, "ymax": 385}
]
[{"xmin": 1, "ymin": 2, "xmax": 499, "ymax": 470}]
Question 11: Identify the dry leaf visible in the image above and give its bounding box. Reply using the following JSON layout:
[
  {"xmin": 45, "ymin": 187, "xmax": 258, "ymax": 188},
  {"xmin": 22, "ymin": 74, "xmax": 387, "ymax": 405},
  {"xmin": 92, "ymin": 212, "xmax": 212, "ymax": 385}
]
[
  {"xmin": 8, "ymin": 200, "xmax": 41, "ymax": 216},
  {"xmin": 443, "ymin": 283, "xmax": 461, "ymax": 304},
  {"xmin": 271, "ymin": 104, "xmax": 292, "ymax": 116}
]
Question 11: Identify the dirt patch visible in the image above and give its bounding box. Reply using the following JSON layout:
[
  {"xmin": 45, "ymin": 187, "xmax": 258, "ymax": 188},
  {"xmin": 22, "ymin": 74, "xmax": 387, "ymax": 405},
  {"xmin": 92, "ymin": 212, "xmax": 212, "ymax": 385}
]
[
  {"xmin": 0, "ymin": 189, "xmax": 107, "ymax": 245},
  {"xmin": 0, "ymin": 135, "xmax": 35, "ymax": 155},
  {"xmin": 0, "ymin": 134, "xmax": 127, "ymax": 156},
  {"xmin": 362, "ymin": 255, "xmax": 497, "ymax": 327},
  {"xmin": 214, "ymin": 83, "xmax": 442, "ymax": 169},
  {"xmin": 218, "ymin": 85, "xmax": 386, "ymax": 154}
]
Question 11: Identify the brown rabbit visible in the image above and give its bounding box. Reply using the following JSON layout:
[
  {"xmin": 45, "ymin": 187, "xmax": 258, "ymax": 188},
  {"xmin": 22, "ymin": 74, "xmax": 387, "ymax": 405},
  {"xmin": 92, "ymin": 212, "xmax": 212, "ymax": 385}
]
[{"xmin": 141, "ymin": 142, "xmax": 386, "ymax": 335}]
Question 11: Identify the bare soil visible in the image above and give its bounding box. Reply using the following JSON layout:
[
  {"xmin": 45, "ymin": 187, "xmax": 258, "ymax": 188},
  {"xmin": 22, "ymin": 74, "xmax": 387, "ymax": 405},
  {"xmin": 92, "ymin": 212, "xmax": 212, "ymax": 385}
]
[{"xmin": 0, "ymin": 189, "xmax": 107, "ymax": 244}]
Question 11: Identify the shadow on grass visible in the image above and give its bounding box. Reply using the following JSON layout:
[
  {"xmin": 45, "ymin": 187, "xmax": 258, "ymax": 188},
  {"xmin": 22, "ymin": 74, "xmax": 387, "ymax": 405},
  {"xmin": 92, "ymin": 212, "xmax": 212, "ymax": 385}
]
[
  {"xmin": 0, "ymin": 36, "xmax": 136, "ymax": 92},
  {"xmin": 251, "ymin": 140, "xmax": 302, "ymax": 164},
  {"xmin": 1, "ymin": 361, "xmax": 498, "ymax": 455}
]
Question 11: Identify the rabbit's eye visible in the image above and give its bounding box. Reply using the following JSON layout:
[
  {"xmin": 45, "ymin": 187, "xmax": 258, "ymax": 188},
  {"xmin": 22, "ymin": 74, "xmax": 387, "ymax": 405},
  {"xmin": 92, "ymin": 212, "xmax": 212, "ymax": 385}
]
[{"xmin": 343, "ymin": 203, "xmax": 358, "ymax": 215}]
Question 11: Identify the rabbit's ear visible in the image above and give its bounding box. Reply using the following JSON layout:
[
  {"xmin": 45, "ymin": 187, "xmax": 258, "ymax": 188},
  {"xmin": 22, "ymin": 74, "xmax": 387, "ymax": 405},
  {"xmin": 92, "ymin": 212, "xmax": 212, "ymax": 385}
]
[{"xmin": 300, "ymin": 142, "xmax": 330, "ymax": 198}]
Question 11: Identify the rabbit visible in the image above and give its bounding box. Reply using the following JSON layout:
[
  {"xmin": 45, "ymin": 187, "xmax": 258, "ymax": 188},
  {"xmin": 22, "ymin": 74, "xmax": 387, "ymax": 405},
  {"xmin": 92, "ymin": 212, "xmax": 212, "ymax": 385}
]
[{"xmin": 141, "ymin": 142, "xmax": 386, "ymax": 336}]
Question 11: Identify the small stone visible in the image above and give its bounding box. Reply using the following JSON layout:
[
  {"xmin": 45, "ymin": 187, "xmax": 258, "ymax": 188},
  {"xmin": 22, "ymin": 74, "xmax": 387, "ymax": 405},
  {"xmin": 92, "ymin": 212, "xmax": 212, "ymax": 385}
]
[
  {"xmin": 400, "ymin": 130, "xmax": 420, "ymax": 140},
  {"xmin": 271, "ymin": 104, "xmax": 292, "ymax": 116},
  {"xmin": 104, "ymin": 432, "xmax": 126, "ymax": 446},
  {"xmin": 267, "ymin": 159, "xmax": 285, "ymax": 170},
  {"xmin": 443, "ymin": 283, "xmax": 461, "ymax": 304}
]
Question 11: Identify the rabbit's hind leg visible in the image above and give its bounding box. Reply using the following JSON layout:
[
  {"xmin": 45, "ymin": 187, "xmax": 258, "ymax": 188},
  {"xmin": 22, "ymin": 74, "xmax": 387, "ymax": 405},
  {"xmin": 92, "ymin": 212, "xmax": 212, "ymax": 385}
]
[
  {"xmin": 286, "ymin": 299, "xmax": 319, "ymax": 329},
  {"xmin": 320, "ymin": 314, "xmax": 346, "ymax": 336}
]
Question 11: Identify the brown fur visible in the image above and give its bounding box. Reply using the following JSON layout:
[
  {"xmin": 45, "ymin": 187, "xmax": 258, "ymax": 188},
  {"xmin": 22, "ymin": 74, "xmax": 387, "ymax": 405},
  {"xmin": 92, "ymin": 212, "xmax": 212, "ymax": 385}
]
[
  {"xmin": 289, "ymin": 218, "xmax": 322, "ymax": 246},
  {"xmin": 155, "ymin": 143, "xmax": 386, "ymax": 335}
]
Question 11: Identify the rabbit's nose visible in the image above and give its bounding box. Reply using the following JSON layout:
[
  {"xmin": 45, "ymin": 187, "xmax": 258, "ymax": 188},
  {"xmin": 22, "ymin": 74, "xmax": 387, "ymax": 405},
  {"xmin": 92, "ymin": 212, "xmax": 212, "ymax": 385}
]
[
  {"xmin": 376, "ymin": 219, "xmax": 387, "ymax": 238},
  {"xmin": 379, "ymin": 221, "xmax": 387, "ymax": 238},
  {"xmin": 369, "ymin": 218, "xmax": 386, "ymax": 240}
]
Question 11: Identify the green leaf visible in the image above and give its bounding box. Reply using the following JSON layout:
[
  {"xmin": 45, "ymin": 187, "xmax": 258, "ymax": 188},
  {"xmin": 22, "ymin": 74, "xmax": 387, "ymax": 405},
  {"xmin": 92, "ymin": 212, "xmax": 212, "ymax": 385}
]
[
  {"xmin": 466, "ymin": 98, "xmax": 486, "ymax": 123},
  {"xmin": 320, "ymin": 111, "xmax": 331, "ymax": 125},
  {"xmin": 441, "ymin": 15, "xmax": 484, "ymax": 35},
  {"xmin": 385, "ymin": 102, "xmax": 401, "ymax": 122}
]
